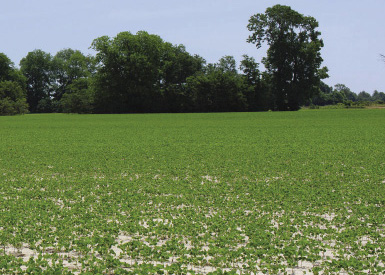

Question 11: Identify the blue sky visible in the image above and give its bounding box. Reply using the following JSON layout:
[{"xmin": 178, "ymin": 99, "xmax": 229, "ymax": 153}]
[{"xmin": 1, "ymin": 0, "xmax": 384, "ymax": 94}]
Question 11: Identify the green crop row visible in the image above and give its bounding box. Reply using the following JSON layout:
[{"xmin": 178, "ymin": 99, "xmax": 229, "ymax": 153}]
[{"xmin": 0, "ymin": 109, "xmax": 384, "ymax": 274}]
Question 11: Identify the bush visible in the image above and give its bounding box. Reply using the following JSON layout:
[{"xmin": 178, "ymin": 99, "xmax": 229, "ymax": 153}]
[
  {"xmin": 0, "ymin": 97, "xmax": 29, "ymax": 115},
  {"xmin": 0, "ymin": 81, "xmax": 29, "ymax": 115},
  {"xmin": 60, "ymin": 79, "xmax": 94, "ymax": 113}
]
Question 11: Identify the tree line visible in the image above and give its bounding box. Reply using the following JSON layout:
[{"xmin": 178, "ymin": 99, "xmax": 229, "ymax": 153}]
[
  {"xmin": 0, "ymin": 5, "xmax": 382, "ymax": 115},
  {"xmin": 311, "ymin": 83, "xmax": 385, "ymax": 107}
]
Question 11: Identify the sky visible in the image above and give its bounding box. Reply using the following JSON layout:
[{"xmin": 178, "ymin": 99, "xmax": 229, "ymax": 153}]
[{"xmin": 1, "ymin": 0, "xmax": 384, "ymax": 94}]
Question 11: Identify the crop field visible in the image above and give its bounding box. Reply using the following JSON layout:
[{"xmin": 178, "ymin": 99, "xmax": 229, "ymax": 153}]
[{"xmin": 0, "ymin": 109, "xmax": 385, "ymax": 274}]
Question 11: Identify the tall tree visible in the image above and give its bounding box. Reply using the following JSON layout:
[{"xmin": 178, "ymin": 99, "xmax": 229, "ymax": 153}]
[
  {"xmin": 186, "ymin": 57, "xmax": 247, "ymax": 112},
  {"xmin": 52, "ymin": 49, "xmax": 95, "ymax": 102},
  {"xmin": 91, "ymin": 31, "xmax": 165, "ymax": 113},
  {"xmin": 247, "ymin": 5, "xmax": 328, "ymax": 110},
  {"xmin": 0, "ymin": 53, "xmax": 25, "ymax": 87},
  {"xmin": 0, "ymin": 53, "xmax": 28, "ymax": 115},
  {"xmin": 217, "ymin": 55, "xmax": 237, "ymax": 74},
  {"xmin": 20, "ymin": 50, "xmax": 54, "ymax": 113},
  {"xmin": 0, "ymin": 81, "xmax": 29, "ymax": 115},
  {"xmin": 60, "ymin": 78, "xmax": 94, "ymax": 113},
  {"xmin": 0, "ymin": 53, "xmax": 14, "ymax": 82},
  {"xmin": 240, "ymin": 55, "xmax": 270, "ymax": 111},
  {"xmin": 159, "ymin": 43, "xmax": 205, "ymax": 112},
  {"xmin": 91, "ymin": 31, "xmax": 204, "ymax": 113}
]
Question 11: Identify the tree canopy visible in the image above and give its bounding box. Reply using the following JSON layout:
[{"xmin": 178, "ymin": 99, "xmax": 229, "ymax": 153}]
[
  {"xmin": 0, "ymin": 53, "xmax": 28, "ymax": 115},
  {"xmin": 20, "ymin": 50, "xmax": 54, "ymax": 113},
  {"xmin": 247, "ymin": 4, "xmax": 328, "ymax": 110},
  {"xmin": 91, "ymin": 31, "xmax": 205, "ymax": 113},
  {"xmin": 1, "ymin": 5, "xmax": 383, "ymax": 115}
]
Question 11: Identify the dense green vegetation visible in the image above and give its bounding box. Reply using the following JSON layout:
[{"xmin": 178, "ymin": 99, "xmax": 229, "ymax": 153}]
[
  {"xmin": 0, "ymin": 5, "xmax": 328, "ymax": 115},
  {"xmin": 247, "ymin": 5, "xmax": 328, "ymax": 111},
  {"xmin": 1, "ymin": 5, "xmax": 383, "ymax": 115},
  {"xmin": 0, "ymin": 54, "xmax": 29, "ymax": 115},
  {"xmin": 311, "ymin": 83, "xmax": 385, "ymax": 108},
  {"xmin": 1, "ymin": 109, "xmax": 384, "ymax": 274}
]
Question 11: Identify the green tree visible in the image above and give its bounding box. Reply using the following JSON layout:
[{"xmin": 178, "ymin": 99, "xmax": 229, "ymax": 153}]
[
  {"xmin": 159, "ymin": 43, "xmax": 204, "ymax": 88},
  {"xmin": 91, "ymin": 31, "xmax": 204, "ymax": 113},
  {"xmin": 159, "ymin": 43, "xmax": 205, "ymax": 112},
  {"xmin": 186, "ymin": 57, "xmax": 247, "ymax": 112},
  {"xmin": 20, "ymin": 50, "xmax": 55, "ymax": 113},
  {"xmin": 52, "ymin": 49, "xmax": 95, "ymax": 104},
  {"xmin": 0, "ymin": 53, "xmax": 14, "ymax": 82},
  {"xmin": 240, "ymin": 55, "xmax": 269, "ymax": 111},
  {"xmin": 334, "ymin": 84, "xmax": 357, "ymax": 102},
  {"xmin": 0, "ymin": 53, "xmax": 28, "ymax": 115},
  {"xmin": 311, "ymin": 81, "xmax": 340, "ymax": 106},
  {"xmin": 91, "ymin": 31, "xmax": 166, "ymax": 113},
  {"xmin": 217, "ymin": 55, "xmax": 237, "ymax": 74},
  {"xmin": 372, "ymin": 90, "xmax": 385, "ymax": 102},
  {"xmin": 330, "ymin": 89, "xmax": 347, "ymax": 104},
  {"xmin": 247, "ymin": 4, "xmax": 328, "ymax": 110},
  {"xmin": 60, "ymin": 78, "xmax": 94, "ymax": 113},
  {"xmin": 0, "ymin": 53, "xmax": 26, "ymax": 88},
  {"xmin": 0, "ymin": 81, "xmax": 29, "ymax": 115},
  {"xmin": 357, "ymin": 91, "xmax": 372, "ymax": 102}
]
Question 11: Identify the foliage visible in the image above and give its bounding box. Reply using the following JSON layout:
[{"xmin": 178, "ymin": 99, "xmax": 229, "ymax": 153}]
[
  {"xmin": 309, "ymin": 82, "xmax": 383, "ymax": 108},
  {"xmin": 52, "ymin": 49, "xmax": 95, "ymax": 105},
  {"xmin": 9, "ymin": 9, "xmax": 381, "ymax": 114},
  {"xmin": 240, "ymin": 55, "xmax": 270, "ymax": 111},
  {"xmin": 357, "ymin": 91, "xmax": 372, "ymax": 102},
  {"xmin": 20, "ymin": 49, "xmax": 94, "ymax": 113},
  {"xmin": 247, "ymin": 4, "xmax": 328, "ymax": 111},
  {"xmin": 60, "ymin": 78, "xmax": 94, "ymax": 113},
  {"xmin": 20, "ymin": 50, "xmax": 55, "ymax": 113},
  {"xmin": 186, "ymin": 57, "xmax": 247, "ymax": 112},
  {"xmin": 335, "ymin": 83, "xmax": 357, "ymax": 102},
  {"xmin": 0, "ymin": 53, "xmax": 28, "ymax": 115},
  {"xmin": 0, "ymin": 53, "xmax": 26, "ymax": 88},
  {"xmin": 0, "ymin": 81, "xmax": 29, "ymax": 115},
  {"xmin": 372, "ymin": 90, "xmax": 385, "ymax": 102},
  {"xmin": 91, "ymin": 31, "xmax": 204, "ymax": 113}
]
